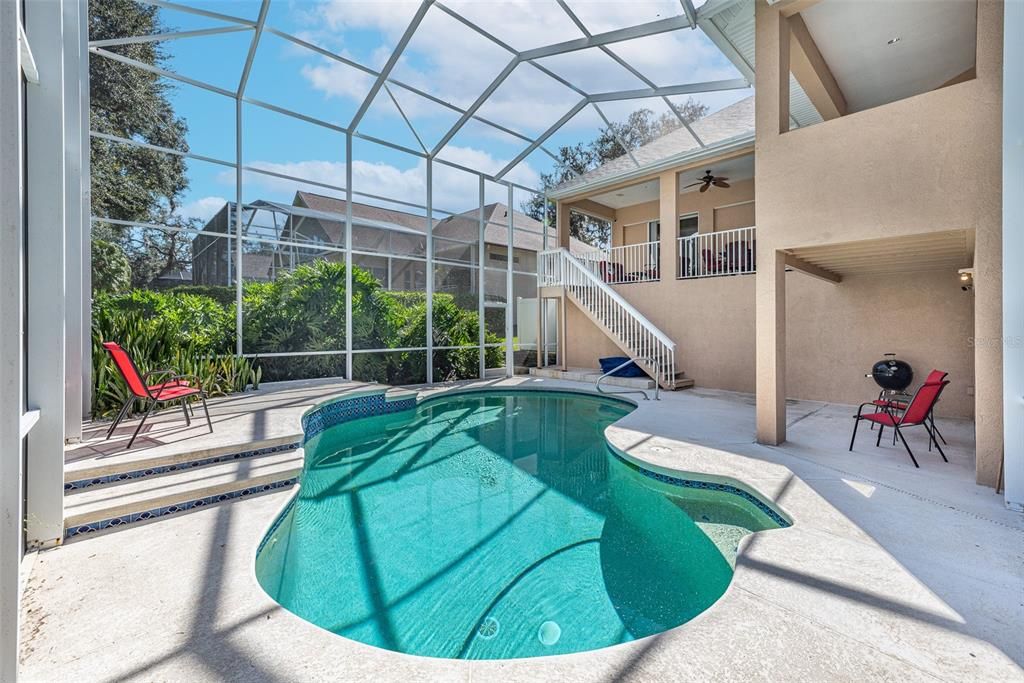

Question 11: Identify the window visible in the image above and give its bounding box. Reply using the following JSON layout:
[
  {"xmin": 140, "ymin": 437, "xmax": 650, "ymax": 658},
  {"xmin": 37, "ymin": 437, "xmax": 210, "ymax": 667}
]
[
  {"xmin": 649, "ymin": 214, "xmax": 698, "ymax": 240},
  {"xmin": 679, "ymin": 214, "xmax": 699, "ymax": 238}
]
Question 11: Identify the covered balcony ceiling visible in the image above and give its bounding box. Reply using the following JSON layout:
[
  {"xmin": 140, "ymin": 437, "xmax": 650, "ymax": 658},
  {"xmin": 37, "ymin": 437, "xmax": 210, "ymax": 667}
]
[{"xmin": 586, "ymin": 152, "xmax": 754, "ymax": 209}]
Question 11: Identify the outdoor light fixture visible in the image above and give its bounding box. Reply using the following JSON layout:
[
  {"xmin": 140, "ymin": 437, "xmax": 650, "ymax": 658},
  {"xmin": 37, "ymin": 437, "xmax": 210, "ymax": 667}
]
[
  {"xmin": 959, "ymin": 268, "xmax": 974, "ymax": 291},
  {"xmin": 887, "ymin": 36, "xmax": 902, "ymax": 45}
]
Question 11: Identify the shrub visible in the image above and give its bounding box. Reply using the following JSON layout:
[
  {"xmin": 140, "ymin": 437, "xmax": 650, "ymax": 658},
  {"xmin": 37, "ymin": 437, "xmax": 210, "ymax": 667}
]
[{"xmin": 91, "ymin": 259, "xmax": 509, "ymax": 413}]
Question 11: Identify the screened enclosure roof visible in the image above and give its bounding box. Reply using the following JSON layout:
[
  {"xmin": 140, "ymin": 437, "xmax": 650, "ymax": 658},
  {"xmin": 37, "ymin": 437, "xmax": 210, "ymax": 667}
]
[{"xmin": 89, "ymin": 0, "xmax": 769, "ymax": 196}]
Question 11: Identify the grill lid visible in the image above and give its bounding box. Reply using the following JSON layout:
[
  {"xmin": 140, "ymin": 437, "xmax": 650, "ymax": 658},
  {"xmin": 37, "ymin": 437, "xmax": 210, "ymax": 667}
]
[{"xmin": 869, "ymin": 353, "xmax": 914, "ymax": 391}]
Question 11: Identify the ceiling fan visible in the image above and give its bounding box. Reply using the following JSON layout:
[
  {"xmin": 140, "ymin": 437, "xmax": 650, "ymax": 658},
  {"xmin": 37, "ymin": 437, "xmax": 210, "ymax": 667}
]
[{"xmin": 684, "ymin": 170, "xmax": 730, "ymax": 193}]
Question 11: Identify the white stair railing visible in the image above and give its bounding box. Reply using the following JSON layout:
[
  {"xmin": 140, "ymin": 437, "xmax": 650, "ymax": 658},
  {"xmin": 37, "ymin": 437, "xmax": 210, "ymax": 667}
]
[
  {"xmin": 575, "ymin": 241, "xmax": 660, "ymax": 284},
  {"xmin": 539, "ymin": 248, "xmax": 676, "ymax": 388}
]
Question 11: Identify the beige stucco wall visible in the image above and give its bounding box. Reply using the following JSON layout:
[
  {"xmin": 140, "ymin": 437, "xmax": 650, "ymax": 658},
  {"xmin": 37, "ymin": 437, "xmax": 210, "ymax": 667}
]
[
  {"xmin": 754, "ymin": 0, "xmax": 1003, "ymax": 482},
  {"xmin": 565, "ymin": 268, "xmax": 975, "ymax": 418},
  {"xmin": 785, "ymin": 270, "xmax": 975, "ymax": 418}
]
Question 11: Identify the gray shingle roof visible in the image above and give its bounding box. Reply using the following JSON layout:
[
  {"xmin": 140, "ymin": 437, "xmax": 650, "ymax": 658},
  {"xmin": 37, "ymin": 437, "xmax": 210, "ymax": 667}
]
[
  {"xmin": 293, "ymin": 191, "xmax": 587, "ymax": 253},
  {"xmin": 552, "ymin": 96, "xmax": 755, "ymax": 195}
]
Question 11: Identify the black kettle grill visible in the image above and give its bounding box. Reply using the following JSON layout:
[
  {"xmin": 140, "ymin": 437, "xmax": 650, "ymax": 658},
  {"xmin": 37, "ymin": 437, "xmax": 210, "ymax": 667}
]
[{"xmin": 867, "ymin": 353, "xmax": 914, "ymax": 392}]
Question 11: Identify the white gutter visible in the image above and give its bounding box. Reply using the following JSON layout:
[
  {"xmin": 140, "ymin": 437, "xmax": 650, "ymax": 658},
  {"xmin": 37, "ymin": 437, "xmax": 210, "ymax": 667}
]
[{"xmin": 547, "ymin": 132, "xmax": 755, "ymax": 201}]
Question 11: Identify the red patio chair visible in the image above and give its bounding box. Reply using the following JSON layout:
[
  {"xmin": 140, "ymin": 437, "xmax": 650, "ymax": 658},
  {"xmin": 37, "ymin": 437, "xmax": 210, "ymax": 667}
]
[
  {"xmin": 849, "ymin": 379, "xmax": 950, "ymax": 467},
  {"xmin": 870, "ymin": 369, "xmax": 949, "ymax": 448},
  {"xmin": 102, "ymin": 342, "xmax": 213, "ymax": 449}
]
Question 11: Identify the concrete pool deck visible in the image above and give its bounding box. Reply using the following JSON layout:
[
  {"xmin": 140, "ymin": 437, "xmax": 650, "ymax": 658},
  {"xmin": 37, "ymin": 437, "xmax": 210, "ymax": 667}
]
[{"xmin": 21, "ymin": 377, "xmax": 1024, "ymax": 681}]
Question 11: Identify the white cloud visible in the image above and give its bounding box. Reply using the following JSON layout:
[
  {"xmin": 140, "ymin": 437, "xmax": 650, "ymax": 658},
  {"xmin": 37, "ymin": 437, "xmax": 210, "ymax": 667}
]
[{"xmin": 179, "ymin": 196, "xmax": 228, "ymax": 223}]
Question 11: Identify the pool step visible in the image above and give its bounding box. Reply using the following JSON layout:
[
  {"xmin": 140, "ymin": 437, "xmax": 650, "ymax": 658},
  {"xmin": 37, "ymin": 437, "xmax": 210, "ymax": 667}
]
[{"xmin": 63, "ymin": 449, "xmax": 303, "ymax": 539}]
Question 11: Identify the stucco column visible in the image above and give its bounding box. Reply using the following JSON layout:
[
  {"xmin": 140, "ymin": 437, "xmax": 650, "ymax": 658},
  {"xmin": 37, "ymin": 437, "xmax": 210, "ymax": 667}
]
[
  {"xmin": 658, "ymin": 170, "xmax": 678, "ymax": 278},
  {"xmin": 556, "ymin": 200, "xmax": 571, "ymax": 250},
  {"xmin": 756, "ymin": 249, "xmax": 786, "ymax": 445},
  {"xmin": 1001, "ymin": 0, "xmax": 1021, "ymax": 508},
  {"xmin": 974, "ymin": 0, "xmax": 1005, "ymax": 489},
  {"xmin": 755, "ymin": 0, "xmax": 790, "ymax": 136}
]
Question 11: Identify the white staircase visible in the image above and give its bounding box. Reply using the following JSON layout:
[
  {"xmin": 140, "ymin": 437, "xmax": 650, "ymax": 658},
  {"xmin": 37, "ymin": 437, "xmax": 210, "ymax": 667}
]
[{"xmin": 539, "ymin": 248, "xmax": 691, "ymax": 391}]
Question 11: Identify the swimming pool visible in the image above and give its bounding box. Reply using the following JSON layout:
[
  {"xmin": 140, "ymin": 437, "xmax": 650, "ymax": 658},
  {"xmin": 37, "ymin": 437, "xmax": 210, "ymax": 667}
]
[{"xmin": 256, "ymin": 389, "xmax": 788, "ymax": 660}]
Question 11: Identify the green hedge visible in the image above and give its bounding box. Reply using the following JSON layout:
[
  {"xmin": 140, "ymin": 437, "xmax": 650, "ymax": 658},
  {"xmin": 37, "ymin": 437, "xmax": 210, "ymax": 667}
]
[{"xmin": 92, "ymin": 260, "xmax": 503, "ymax": 415}]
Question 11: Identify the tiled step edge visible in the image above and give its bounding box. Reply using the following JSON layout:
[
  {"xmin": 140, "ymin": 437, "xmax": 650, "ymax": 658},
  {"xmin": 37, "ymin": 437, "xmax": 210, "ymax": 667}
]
[
  {"xmin": 65, "ymin": 440, "xmax": 302, "ymax": 492},
  {"xmin": 64, "ymin": 472, "xmax": 300, "ymax": 540}
]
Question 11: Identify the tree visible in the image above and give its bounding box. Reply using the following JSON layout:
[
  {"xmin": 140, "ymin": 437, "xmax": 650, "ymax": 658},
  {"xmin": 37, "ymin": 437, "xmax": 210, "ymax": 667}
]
[
  {"xmin": 524, "ymin": 98, "xmax": 711, "ymax": 247},
  {"xmin": 91, "ymin": 239, "xmax": 133, "ymax": 294},
  {"xmin": 89, "ymin": 0, "xmax": 196, "ymax": 287}
]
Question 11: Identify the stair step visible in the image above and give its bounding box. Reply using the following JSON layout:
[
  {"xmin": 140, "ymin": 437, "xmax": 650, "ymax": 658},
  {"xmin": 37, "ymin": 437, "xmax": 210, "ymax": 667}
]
[
  {"xmin": 64, "ymin": 450, "xmax": 303, "ymax": 536},
  {"xmin": 65, "ymin": 433, "xmax": 302, "ymax": 484}
]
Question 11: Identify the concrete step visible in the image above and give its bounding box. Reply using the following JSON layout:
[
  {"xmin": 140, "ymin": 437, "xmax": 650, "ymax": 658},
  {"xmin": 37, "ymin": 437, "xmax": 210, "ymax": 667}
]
[
  {"xmin": 64, "ymin": 449, "xmax": 303, "ymax": 536},
  {"xmin": 66, "ymin": 433, "xmax": 302, "ymax": 485},
  {"xmin": 529, "ymin": 367, "xmax": 656, "ymax": 389}
]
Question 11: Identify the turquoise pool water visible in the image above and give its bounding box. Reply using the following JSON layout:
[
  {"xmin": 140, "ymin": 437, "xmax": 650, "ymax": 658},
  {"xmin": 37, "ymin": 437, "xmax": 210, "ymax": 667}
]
[{"xmin": 256, "ymin": 390, "xmax": 785, "ymax": 660}]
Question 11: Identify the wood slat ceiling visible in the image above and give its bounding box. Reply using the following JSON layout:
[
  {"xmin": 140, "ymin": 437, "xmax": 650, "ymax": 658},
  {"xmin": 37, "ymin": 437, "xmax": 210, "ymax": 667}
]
[{"xmin": 785, "ymin": 229, "xmax": 973, "ymax": 277}]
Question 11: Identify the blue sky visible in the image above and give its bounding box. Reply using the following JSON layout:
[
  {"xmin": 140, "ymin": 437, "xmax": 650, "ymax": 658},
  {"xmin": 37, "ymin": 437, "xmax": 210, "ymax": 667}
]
[{"xmin": 117, "ymin": 0, "xmax": 750, "ymax": 223}]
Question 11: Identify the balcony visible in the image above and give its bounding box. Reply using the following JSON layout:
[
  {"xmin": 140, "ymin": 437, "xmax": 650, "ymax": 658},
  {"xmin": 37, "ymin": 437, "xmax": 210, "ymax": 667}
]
[{"xmin": 678, "ymin": 226, "xmax": 756, "ymax": 279}]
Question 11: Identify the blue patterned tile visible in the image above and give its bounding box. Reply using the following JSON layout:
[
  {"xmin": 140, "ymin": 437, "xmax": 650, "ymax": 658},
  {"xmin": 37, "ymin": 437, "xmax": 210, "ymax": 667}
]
[{"xmin": 65, "ymin": 441, "xmax": 301, "ymax": 492}]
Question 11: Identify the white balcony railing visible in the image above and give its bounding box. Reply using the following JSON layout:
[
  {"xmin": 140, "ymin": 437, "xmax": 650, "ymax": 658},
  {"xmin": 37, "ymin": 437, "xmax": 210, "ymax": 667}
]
[
  {"xmin": 576, "ymin": 241, "xmax": 660, "ymax": 285},
  {"xmin": 677, "ymin": 226, "xmax": 756, "ymax": 279}
]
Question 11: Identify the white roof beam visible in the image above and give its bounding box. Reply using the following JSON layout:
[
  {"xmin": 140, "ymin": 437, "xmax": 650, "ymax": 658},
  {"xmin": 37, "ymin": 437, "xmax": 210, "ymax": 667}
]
[
  {"xmin": 589, "ymin": 78, "xmax": 749, "ymax": 102},
  {"xmin": 555, "ymin": 2, "xmax": 703, "ymax": 149},
  {"xmin": 519, "ymin": 15, "xmax": 692, "ymax": 61},
  {"xmin": 495, "ymin": 99, "xmax": 588, "ymax": 179},
  {"xmin": 89, "ymin": 25, "xmax": 252, "ymax": 49},
  {"xmin": 349, "ymin": 0, "xmax": 434, "ymax": 132},
  {"xmin": 384, "ymin": 83, "xmax": 428, "ymax": 153},
  {"xmin": 138, "ymin": 0, "xmax": 256, "ymax": 27},
  {"xmin": 591, "ymin": 103, "xmax": 640, "ymax": 168},
  {"xmin": 679, "ymin": 0, "xmax": 698, "ymax": 27},
  {"xmin": 431, "ymin": 57, "xmax": 520, "ymax": 156},
  {"xmin": 89, "ymin": 46, "xmax": 236, "ymax": 97},
  {"xmin": 237, "ymin": 0, "xmax": 270, "ymax": 96}
]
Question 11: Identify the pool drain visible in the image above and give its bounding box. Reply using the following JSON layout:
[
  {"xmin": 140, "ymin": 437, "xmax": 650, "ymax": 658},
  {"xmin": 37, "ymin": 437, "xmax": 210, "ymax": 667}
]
[
  {"xmin": 478, "ymin": 617, "xmax": 499, "ymax": 640},
  {"xmin": 537, "ymin": 621, "xmax": 561, "ymax": 646}
]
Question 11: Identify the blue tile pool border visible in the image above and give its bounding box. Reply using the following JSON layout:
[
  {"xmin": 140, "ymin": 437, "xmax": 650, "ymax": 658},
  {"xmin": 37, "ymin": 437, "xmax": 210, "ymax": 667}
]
[
  {"xmin": 64, "ymin": 442, "xmax": 302, "ymax": 492},
  {"xmin": 301, "ymin": 391, "xmax": 416, "ymax": 442}
]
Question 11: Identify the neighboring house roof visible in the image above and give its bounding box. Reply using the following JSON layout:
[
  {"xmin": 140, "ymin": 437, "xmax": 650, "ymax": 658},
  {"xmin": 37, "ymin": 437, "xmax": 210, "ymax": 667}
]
[
  {"xmin": 291, "ymin": 191, "xmax": 589, "ymax": 253},
  {"xmin": 551, "ymin": 96, "xmax": 756, "ymax": 197}
]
